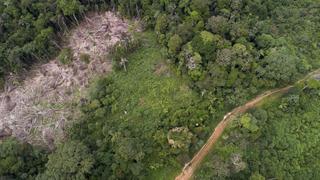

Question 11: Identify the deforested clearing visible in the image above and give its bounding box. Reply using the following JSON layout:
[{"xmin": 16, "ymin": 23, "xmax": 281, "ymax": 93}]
[{"xmin": 0, "ymin": 11, "xmax": 129, "ymax": 146}]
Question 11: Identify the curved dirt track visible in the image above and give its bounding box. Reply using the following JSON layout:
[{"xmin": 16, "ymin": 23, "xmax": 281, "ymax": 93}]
[{"xmin": 175, "ymin": 69, "xmax": 320, "ymax": 180}]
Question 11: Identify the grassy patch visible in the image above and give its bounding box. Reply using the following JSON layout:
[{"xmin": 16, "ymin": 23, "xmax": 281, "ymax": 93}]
[
  {"xmin": 110, "ymin": 32, "xmax": 198, "ymax": 176},
  {"xmin": 80, "ymin": 31, "xmax": 201, "ymax": 178},
  {"xmin": 110, "ymin": 32, "xmax": 196, "ymax": 120}
]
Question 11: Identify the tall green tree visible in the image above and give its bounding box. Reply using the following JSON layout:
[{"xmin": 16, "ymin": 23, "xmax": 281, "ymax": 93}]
[
  {"xmin": 0, "ymin": 138, "xmax": 47, "ymax": 179},
  {"xmin": 38, "ymin": 141, "xmax": 94, "ymax": 180}
]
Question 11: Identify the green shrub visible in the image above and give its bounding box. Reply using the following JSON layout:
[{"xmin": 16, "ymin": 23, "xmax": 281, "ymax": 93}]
[
  {"xmin": 0, "ymin": 138, "xmax": 47, "ymax": 179},
  {"xmin": 58, "ymin": 48, "xmax": 73, "ymax": 65},
  {"xmin": 168, "ymin": 34, "xmax": 183, "ymax": 55},
  {"xmin": 109, "ymin": 36, "xmax": 141, "ymax": 71}
]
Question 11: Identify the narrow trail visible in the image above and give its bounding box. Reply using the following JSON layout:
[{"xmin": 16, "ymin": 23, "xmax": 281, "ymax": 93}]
[{"xmin": 175, "ymin": 68, "xmax": 320, "ymax": 180}]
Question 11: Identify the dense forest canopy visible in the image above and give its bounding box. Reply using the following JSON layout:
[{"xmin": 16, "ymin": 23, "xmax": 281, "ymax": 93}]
[
  {"xmin": 0, "ymin": 0, "xmax": 320, "ymax": 179},
  {"xmin": 0, "ymin": 0, "xmax": 112, "ymax": 87},
  {"xmin": 1, "ymin": 0, "xmax": 319, "ymax": 104},
  {"xmin": 195, "ymin": 79, "xmax": 320, "ymax": 179}
]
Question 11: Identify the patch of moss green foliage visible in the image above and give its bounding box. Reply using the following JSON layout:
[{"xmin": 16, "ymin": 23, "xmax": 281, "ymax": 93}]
[
  {"xmin": 110, "ymin": 33, "xmax": 195, "ymax": 117},
  {"xmin": 58, "ymin": 48, "xmax": 73, "ymax": 65},
  {"xmin": 0, "ymin": 138, "xmax": 48, "ymax": 179},
  {"xmin": 68, "ymin": 32, "xmax": 216, "ymax": 179}
]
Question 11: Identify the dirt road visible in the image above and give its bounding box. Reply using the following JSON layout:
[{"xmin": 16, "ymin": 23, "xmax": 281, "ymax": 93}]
[{"xmin": 175, "ymin": 69, "xmax": 320, "ymax": 180}]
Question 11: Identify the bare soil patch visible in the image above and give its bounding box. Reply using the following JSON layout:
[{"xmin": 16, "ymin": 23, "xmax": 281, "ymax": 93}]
[
  {"xmin": 154, "ymin": 63, "xmax": 167, "ymax": 75},
  {"xmin": 154, "ymin": 62, "xmax": 170, "ymax": 77}
]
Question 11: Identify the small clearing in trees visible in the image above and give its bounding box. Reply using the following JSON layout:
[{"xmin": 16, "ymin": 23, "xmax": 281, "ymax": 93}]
[{"xmin": 0, "ymin": 12, "xmax": 130, "ymax": 147}]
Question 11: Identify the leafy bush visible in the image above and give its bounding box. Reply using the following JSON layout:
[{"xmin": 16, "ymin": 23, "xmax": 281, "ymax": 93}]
[
  {"xmin": 0, "ymin": 138, "xmax": 47, "ymax": 179},
  {"xmin": 38, "ymin": 141, "xmax": 94, "ymax": 180},
  {"xmin": 109, "ymin": 36, "xmax": 141, "ymax": 71},
  {"xmin": 57, "ymin": 48, "xmax": 73, "ymax": 65}
]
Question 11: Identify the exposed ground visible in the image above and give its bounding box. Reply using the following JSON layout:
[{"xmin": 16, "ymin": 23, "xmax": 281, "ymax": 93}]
[
  {"xmin": 175, "ymin": 69, "xmax": 320, "ymax": 180},
  {"xmin": 0, "ymin": 11, "xmax": 130, "ymax": 147}
]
